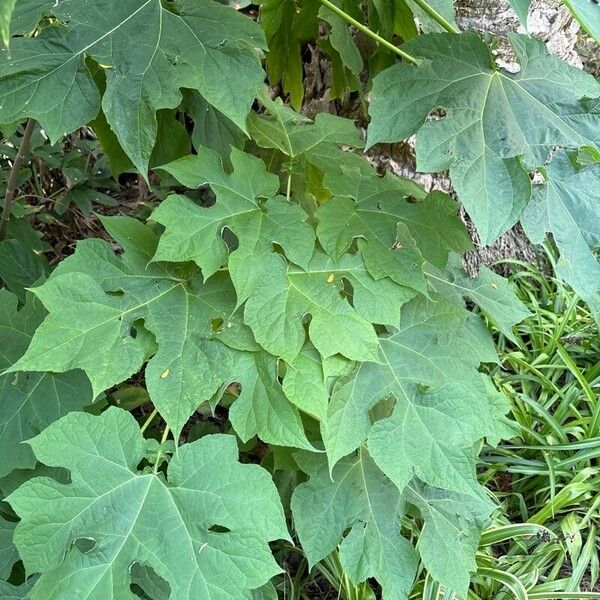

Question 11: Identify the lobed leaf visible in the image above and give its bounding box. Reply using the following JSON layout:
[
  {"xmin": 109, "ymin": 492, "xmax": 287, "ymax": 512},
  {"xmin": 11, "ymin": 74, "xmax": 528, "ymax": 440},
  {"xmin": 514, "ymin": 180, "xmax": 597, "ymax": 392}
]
[
  {"xmin": 7, "ymin": 408, "xmax": 288, "ymax": 599},
  {"xmin": 0, "ymin": 0, "xmax": 266, "ymax": 174},
  {"xmin": 291, "ymin": 449, "xmax": 417, "ymax": 600},
  {"xmin": 368, "ymin": 32, "xmax": 600, "ymax": 244},
  {"xmin": 0, "ymin": 290, "xmax": 93, "ymax": 478}
]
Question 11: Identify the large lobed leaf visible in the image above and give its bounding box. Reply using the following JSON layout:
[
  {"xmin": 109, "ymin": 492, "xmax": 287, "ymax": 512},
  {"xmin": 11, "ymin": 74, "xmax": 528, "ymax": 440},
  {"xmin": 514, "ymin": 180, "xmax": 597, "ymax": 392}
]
[
  {"xmin": 0, "ymin": 0, "xmax": 266, "ymax": 173},
  {"xmin": 368, "ymin": 32, "xmax": 600, "ymax": 245},
  {"xmin": 522, "ymin": 150, "xmax": 600, "ymax": 320},
  {"xmin": 291, "ymin": 449, "xmax": 418, "ymax": 600},
  {"xmin": 0, "ymin": 289, "xmax": 93, "ymax": 478},
  {"xmin": 6, "ymin": 216, "xmax": 315, "ymax": 449},
  {"xmin": 7, "ymin": 408, "xmax": 288, "ymax": 599}
]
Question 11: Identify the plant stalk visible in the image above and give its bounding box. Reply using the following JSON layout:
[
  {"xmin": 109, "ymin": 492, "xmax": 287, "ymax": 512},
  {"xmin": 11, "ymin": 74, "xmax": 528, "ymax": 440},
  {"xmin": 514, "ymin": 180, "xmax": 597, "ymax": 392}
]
[
  {"xmin": 153, "ymin": 425, "xmax": 170, "ymax": 473},
  {"xmin": 409, "ymin": 0, "xmax": 460, "ymax": 33},
  {"xmin": 0, "ymin": 118, "xmax": 36, "ymax": 241},
  {"xmin": 318, "ymin": 0, "xmax": 418, "ymax": 64},
  {"xmin": 140, "ymin": 408, "xmax": 159, "ymax": 434}
]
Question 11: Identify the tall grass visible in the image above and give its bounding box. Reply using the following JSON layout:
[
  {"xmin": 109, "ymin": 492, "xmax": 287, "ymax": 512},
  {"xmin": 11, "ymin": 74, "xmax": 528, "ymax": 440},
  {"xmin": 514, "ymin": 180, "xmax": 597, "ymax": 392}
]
[{"xmin": 478, "ymin": 251, "xmax": 600, "ymax": 595}]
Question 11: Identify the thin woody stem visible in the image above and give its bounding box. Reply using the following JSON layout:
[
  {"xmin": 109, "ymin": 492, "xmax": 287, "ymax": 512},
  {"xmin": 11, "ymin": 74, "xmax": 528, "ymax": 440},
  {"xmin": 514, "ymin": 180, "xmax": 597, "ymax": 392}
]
[{"xmin": 0, "ymin": 118, "xmax": 36, "ymax": 241}]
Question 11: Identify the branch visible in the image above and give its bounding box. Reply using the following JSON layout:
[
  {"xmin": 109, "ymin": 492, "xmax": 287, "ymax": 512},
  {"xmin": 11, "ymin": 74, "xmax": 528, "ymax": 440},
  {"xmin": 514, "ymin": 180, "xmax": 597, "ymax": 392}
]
[{"xmin": 0, "ymin": 118, "xmax": 36, "ymax": 241}]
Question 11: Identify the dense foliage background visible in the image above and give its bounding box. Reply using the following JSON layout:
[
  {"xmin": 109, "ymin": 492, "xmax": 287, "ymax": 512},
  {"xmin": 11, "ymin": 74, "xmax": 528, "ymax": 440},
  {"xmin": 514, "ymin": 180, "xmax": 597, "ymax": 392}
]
[{"xmin": 0, "ymin": 0, "xmax": 598, "ymax": 598}]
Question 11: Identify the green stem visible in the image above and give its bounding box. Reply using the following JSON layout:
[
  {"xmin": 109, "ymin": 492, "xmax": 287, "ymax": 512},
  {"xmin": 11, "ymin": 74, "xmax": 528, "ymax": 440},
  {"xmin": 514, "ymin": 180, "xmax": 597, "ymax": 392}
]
[
  {"xmin": 318, "ymin": 0, "xmax": 418, "ymax": 64},
  {"xmin": 153, "ymin": 425, "xmax": 170, "ymax": 473},
  {"xmin": 140, "ymin": 408, "xmax": 158, "ymax": 434},
  {"xmin": 410, "ymin": 0, "xmax": 460, "ymax": 33},
  {"xmin": 0, "ymin": 118, "xmax": 36, "ymax": 241},
  {"xmin": 286, "ymin": 166, "xmax": 292, "ymax": 202}
]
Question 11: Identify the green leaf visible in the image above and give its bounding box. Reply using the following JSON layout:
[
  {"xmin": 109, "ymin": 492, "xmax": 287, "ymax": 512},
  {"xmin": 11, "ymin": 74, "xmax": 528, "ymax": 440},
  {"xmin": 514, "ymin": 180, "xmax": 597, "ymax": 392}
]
[
  {"xmin": 319, "ymin": 5, "xmax": 363, "ymax": 76},
  {"xmin": 0, "ymin": 514, "xmax": 17, "ymax": 579},
  {"xmin": 282, "ymin": 343, "xmax": 352, "ymax": 422},
  {"xmin": 258, "ymin": 0, "xmax": 320, "ymax": 109},
  {"xmin": 247, "ymin": 96, "xmax": 365, "ymax": 204},
  {"xmin": 182, "ymin": 90, "xmax": 245, "ymax": 161},
  {"xmin": 291, "ymin": 449, "xmax": 417, "ymax": 600},
  {"xmin": 0, "ymin": 238, "xmax": 49, "ymax": 302},
  {"xmin": 241, "ymin": 250, "xmax": 392, "ymax": 363},
  {"xmin": 153, "ymin": 148, "xmax": 315, "ymax": 282},
  {"xmin": 0, "ymin": 289, "xmax": 93, "ymax": 478},
  {"xmin": 224, "ymin": 349, "xmax": 314, "ymax": 450},
  {"xmin": 7, "ymin": 218, "xmax": 243, "ymax": 440},
  {"xmin": 404, "ymin": 480, "xmax": 489, "ymax": 595},
  {"xmin": 521, "ymin": 151, "xmax": 600, "ymax": 320},
  {"xmin": 7, "ymin": 408, "xmax": 288, "ymax": 599},
  {"xmin": 564, "ymin": 0, "xmax": 600, "ymax": 42},
  {"xmin": 252, "ymin": 581, "xmax": 279, "ymax": 600},
  {"xmin": 368, "ymin": 32, "xmax": 600, "ymax": 244},
  {"xmin": 0, "ymin": 0, "xmax": 15, "ymax": 48},
  {"xmin": 7, "ymin": 0, "xmax": 47, "ymax": 35},
  {"xmin": 507, "ymin": 0, "xmax": 532, "ymax": 26},
  {"xmin": 249, "ymin": 97, "xmax": 364, "ymax": 166},
  {"xmin": 316, "ymin": 167, "xmax": 471, "ymax": 280},
  {"xmin": 322, "ymin": 295, "xmax": 509, "ymax": 470},
  {"xmin": 367, "ymin": 382, "xmax": 496, "ymax": 504},
  {"xmin": 0, "ymin": 578, "xmax": 35, "ymax": 600},
  {"xmin": 0, "ymin": 0, "xmax": 266, "ymax": 174},
  {"xmin": 7, "ymin": 218, "xmax": 314, "ymax": 449},
  {"xmin": 405, "ymin": 0, "xmax": 456, "ymax": 33},
  {"xmin": 427, "ymin": 255, "xmax": 531, "ymax": 341}
]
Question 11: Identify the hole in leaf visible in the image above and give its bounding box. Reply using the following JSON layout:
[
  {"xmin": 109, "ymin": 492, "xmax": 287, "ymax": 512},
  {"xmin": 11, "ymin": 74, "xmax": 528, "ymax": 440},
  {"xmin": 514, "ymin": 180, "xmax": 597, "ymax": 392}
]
[
  {"xmin": 208, "ymin": 524, "xmax": 231, "ymax": 534},
  {"xmin": 221, "ymin": 226, "xmax": 238, "ymax": 251},
  {"xmin": 530, "ymin": 169, "xmax": 546, "ymax": 185},
  {"xmin": 73, "ymin": 537, "xmax": 96, "ymax": 553},
  {"xmin": 211, "ymin": 317, "xmax": 224, "ymax": 333},
  {"xmin": 130, "ymin": 562, "xmax": 171, "ymax": 599},
  {"xmin": 426, "ymin": 107, "xmax": 446, "ymax": 122}
]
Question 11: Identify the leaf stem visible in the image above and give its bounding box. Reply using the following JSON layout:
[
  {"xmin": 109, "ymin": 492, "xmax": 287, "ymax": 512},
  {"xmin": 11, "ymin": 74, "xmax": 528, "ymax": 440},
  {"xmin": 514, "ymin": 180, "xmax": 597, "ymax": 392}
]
[
  {"xmin": 153, "ymin": 424, "xmax": 170, "ymax": 473},
  {"xmin": 140, "ymin": 408, "xmax": 158, "ymax": 434},
  {"xmin": 285, "ymin": 168, "xmax": 292, "ymax": 202},
  {"xmin": 318, "ymin": 0, "xmax": 418, "ymax": 64},
  {"xmin": 409, "ymin": 0, "xmax": 460, "ymax": 33},
  {"xmin": 0, "ymin": 118, "xmax": 36, "ymax": 241}
]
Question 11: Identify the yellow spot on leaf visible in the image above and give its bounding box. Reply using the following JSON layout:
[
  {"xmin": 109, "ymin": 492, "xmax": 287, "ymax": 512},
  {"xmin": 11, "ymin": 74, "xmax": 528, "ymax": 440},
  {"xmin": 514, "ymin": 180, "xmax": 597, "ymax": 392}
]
[
  {"xmin": 327, "ymin": 274, "xmax": 334, "ymax": 283},
  {"xmin": 160, "ymin": 369, "xmax": 170, "ymax": 379}
]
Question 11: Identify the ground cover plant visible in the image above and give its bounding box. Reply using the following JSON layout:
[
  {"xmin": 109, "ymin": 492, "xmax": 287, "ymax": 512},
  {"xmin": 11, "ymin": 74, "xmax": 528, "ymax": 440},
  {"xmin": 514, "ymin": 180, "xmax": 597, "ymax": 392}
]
[{"xmin": 0, "ymin": 0, "xmax": 598, "ymax": 598}]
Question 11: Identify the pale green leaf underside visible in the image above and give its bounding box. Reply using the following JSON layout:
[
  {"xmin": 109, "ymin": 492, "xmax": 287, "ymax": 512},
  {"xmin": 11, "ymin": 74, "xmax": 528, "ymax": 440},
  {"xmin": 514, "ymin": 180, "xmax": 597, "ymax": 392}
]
[
  {"xmin": 368, "ymin": 32, "xmax": 600, "ymax": 244},
  {"xmin": 522, "ymin": 151, "xmax": 600, "ymax": 321},
  {"xmin": 0, "ymin": 0, "xmax": 266, "ymax": 173},
  {"xmin": 8, "ymin": 408, "xmax": 288, "ymax": 600}
]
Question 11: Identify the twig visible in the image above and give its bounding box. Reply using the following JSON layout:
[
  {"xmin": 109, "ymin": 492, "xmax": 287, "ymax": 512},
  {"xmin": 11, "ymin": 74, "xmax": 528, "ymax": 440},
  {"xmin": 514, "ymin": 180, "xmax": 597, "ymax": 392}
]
[{"xmin": 0, "ymin": 118, "xmax": 36, "ymax": 240}]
